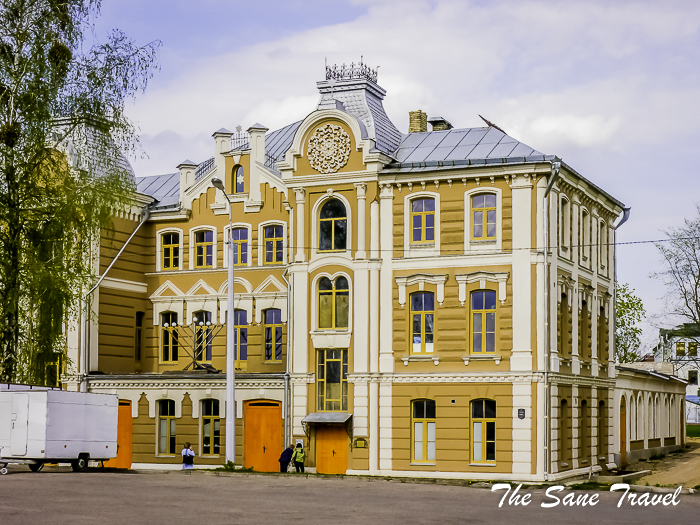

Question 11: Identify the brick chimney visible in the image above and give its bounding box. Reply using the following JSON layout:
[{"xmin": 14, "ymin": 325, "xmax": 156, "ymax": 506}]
[{"xmin": 408, "ymin": 110, "xmax": 428, "ymax": 133}]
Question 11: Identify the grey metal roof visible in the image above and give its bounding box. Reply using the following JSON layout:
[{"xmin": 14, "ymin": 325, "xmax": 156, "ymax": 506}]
[
  {"xmin": 317, "ymin": 78, "xmax": 402, "ymax": 155},
  {"xmin": 388, "ymin": 126, "xmax": 545, "ymax": 169},
  {"xmin": 136, "ymin": 172, "xmax": 180, "ymax": 209},
  {"xmin": 302, "ymin": 412, "xmax": 352, "ymax": 424},
  {"xmin": 230, "ymin": 120, "xmax": 303, "ymax": 177}
]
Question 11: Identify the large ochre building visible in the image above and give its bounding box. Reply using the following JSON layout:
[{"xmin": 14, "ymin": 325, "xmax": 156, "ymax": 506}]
[{"xmin": 64, "ymin": 63, "xmax": 685, "ymax": 480}]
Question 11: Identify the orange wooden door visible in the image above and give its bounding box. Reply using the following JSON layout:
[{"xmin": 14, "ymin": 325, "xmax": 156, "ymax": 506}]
[
  {"xmin": 620, "ymin": 397, "xmax": 626, "ymax": 467},
  {"xmin": 316, "ymin": 425, "xmax": 347, "ymax": 474},
  {"xmin": 105, "ymin": 401, "xmax": 132, "ymax": 469},
  {"xmin": 243, "ymin": 401, "xmax": 283, "ymax": 472}
]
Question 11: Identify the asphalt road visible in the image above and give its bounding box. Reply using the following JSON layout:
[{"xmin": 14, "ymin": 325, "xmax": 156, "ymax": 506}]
[{"xmin": 1, "ymin": 466, "xmax": 699, "ymax": 524}]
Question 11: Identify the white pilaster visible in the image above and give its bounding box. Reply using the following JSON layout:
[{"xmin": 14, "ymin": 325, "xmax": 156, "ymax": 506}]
[
  {"xmin": 510, "ymin": 174, "xmax": 533, "ymax": 370},
  {"xmin": 355, "ymin": 183, "xmax": 367, "ymax": 260},
  {"xmin": 295, "ymin": 189, "xmax": 305, "ymax": 262},
  {"xmin": 512, "ymin": 381, "xmax": 533, "ymax": 475}
]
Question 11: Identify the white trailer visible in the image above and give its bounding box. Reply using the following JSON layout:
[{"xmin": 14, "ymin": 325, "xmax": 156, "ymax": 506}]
[{"xmin": 0, "ymin": 389, "xmax": 118, "ymax": 474}]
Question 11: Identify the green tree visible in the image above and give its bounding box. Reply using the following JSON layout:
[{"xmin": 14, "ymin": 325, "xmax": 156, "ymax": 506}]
[
  {"xmin": 0, "ymin": 0, "xmax": 159, "ymax": 384},
  {"xmin": 615, "ymin": 282, "xmax": 646, "ymax": 363}
]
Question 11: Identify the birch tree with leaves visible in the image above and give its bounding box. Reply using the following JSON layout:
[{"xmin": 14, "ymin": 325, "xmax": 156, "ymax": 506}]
[{"xmin": 0, "ymin": 0, "xmax": 159, "ymax": 385}]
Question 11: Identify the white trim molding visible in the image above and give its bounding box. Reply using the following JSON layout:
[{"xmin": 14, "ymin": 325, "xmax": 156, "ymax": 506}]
[
  {"xmin": 188, "ymin": 224, "xmax": 218, "ymax": 270},
  {"xmin": 464, "ymin": 187, "xmax": 502, "ymax": 254},
  {"xmin": 403, "ymin": 191, "xmax": 441, "ymax": 258},
  {"xmin": 155, "ymin": 227, "xmax": 184, "ymax": 272},
  {"xmin": 150, "ymin": 281, "xmax": 185, "ymax": 325},
  {"xmin": 257, "ymin": 219, "xmax": 287, "ymax": 267},
  {"xmin": 395, "ymin": 273, "xmax": 448, "ymax": 308},
  {"xmin": 223, "ymin": 222, "xmax": 253, "ymax": 268},
  {"xmin": 455, "ymin": 271, "xmax": 509, "ymax": 306},
  {"xmin": 310, "ymin": 189, "xmax": 353, "ymax": 260}
]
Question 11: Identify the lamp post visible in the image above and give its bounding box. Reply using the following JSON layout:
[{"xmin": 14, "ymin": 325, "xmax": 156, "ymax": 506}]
[{"xmin": 212, "ymin": 176, "xmax": 235, "ymax": 465}]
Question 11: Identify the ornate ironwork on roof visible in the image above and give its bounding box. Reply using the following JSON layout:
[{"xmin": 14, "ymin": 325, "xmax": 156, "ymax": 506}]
[
  {"xmin": 194, "ymin": 156, "xmax": 215, "ymax": 181},
  {"xmin": 325, "ymin": 58, "xmax": 378, "ymax": 83}
]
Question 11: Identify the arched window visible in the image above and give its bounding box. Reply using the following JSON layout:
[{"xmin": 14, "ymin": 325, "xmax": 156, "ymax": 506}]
[
  {"xmin": 580, "ymin": 300, "xmax": 589, "ymax": 361},
  {"xmin": 264, "ymin": 309, "xmax": 283, "ymax": 361},
  {"xmin": 471, "ymin": 194, "xmax": 496, "ymax": 240},
  {"xmin": 471, "ymin": 290, "xmax": 496, "ymax": 353},
  {"xmin": 637, "ymin": 396, "xmax": 643, "ymax": 439},
  {"xmin": 158, "ymin": 399, "xmax": 176, "ymax": 454},
  {"xmin": 318, "ymin": 276, "xmax": 349, "ymax": 329},
  {"xmin": 231, "ymin": 228, "xmax": 248, "ymax": 266},
  {"xmin": 411, "ymin": 198, "xmax": 435, "ymax": 243},
  {"xmin": 264, "ymin": 225, "xmax": 284, "ymax": 264},
  {"xmin": 233, "ymin": 165, "xmax": 244, "ymax": 194},
  {"xmin": 648, "ymin": 398, "xmax": 653, "ymax": 439},
  {"xmin": 319, "ymin": 199, "xmax": 347, "ymax": 252},
  {"xmin": 412, "ymin": 399, "xmax": 436, "ymax": 463},
  {"xmin": 234, "ymin": 309, "xmax": 247, "ymax": 370},
  {"xmin": 411, "ymin": 292, "xmax": 434, "ymax": 354},
  {"xmin": 669, "ymin": 398, "xmax": 674, "ymax": 437},
  {"xmin": 193, "ymin": 310, "xmax": 213, "ymax": 362},
  {"xmin": 161, "ymin": 312, "xmax": 179, "ymax": 363},
  {"xmin": 194, "ymin": 230, "xmax": 214, "ymax": 268},
  {"xmin": 630, "ymin": 396, "xmax": 636, "ymax": 440},
  {"xmin": 162, "ymin": 232, "xmax": 179, "ymax": 270},
  {"xmin": 201, "ymin": 399, "xmax": 220, "ymax": 456},
  {"xmin": 472, "ymin": 399, "xmax": 496, "ymax": 463}
]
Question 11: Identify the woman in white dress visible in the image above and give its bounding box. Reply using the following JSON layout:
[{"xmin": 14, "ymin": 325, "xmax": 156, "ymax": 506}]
[{"xmin": 181, "ymin": 442, "xmax": 195, "ymax": 470}]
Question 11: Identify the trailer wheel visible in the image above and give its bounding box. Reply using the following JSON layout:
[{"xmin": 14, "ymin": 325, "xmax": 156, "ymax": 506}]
[
  {"xmin": 71, "ymin": 457, "xmax": 88, "ymax": 472},
  {"xmin": 28, "ymin": 462, "xmax": 44, "ymax": 472},
  {"xmin": 0, "ymin": 468, "xmax": 7, "ymax": 475}
]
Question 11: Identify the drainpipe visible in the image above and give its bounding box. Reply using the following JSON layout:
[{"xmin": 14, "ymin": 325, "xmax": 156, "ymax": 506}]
[
  {"xmin": 612, "ymin": 207, "xmax": 631, "ymax": 463},
  {"xmin": 81, "ymin": 205, "xmax": 151, "ymax": 392},
  {"xmin": 282, "ymin": 267, "xmax": 292, "ymax": 446},
  {"xmin": 543, "ymin": 160, "xmax": 561, "ymax": 481}
]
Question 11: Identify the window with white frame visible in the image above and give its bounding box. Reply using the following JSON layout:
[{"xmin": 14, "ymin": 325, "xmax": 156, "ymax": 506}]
[{"xmin": 560, "ymin": 196, "xmax": 570, "ymax": 255}]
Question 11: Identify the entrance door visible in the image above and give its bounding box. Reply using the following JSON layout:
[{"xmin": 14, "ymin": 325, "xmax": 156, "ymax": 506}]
[
  {"xmin": 105, "ymin": 400, "xmax": 133, "ymax": 469},
  {"xmin": 10, "ymin": 394, "xmax": 29, "ymax": 456},
  {"xmin": 620, "ymin": 397, "xmax": 626, "ymax": 467},
  {"xmin": 316, "ymin": 425, "xmax": 347, "ymax": 474},
  {"xmin": 244, "ymin": 400, "xmax": 283, "ymax": 472}
]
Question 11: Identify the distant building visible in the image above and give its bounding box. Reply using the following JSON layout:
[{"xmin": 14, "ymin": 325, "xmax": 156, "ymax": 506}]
[{"xmin": 657, "ymin": 323, "xmax": 700, "ymax": 422}]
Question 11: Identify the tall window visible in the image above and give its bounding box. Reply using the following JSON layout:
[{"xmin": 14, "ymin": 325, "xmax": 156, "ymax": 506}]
[
  {"xmin": 233, "ymin": 165, "xmax": 244, "ymax": 194},
  {"xmin": 472, "ymin": 399, "xmax": 496, "ymax": 463},
  {"xmin": 411, "ymin": 198, "xmax": 435, "ymax": 243},
  {"xmin": 161, "ymin": 312, "xmax": 179, "ymax": 363},
  {"xmin": 162, "ymin": 232, "xmax": 179, "ymax": 270},
  {"xmin": 317, "ymin": 348, "xmax": 348, "ymax": 412},
  {"xmin": 597, "ymin": 401, "xmax": 606, "ymax": 460},
  {"xmin": 412, "ymin": 400, "xmax": 436, "ymax": 463},
  {"xmin": 202, "ymin": 399, "xmax": 220, "ymax": 456},
  {"xmin": 318, "ymin": 276, "xmax": 349, "ymax": 329},
  {"xmin": 194, "ymin": 310, "xmax": 213, "ymax": 362},
  {"xmin": 471, "ymin": 194, "xmax": 496, "ymax": 240},
  {"xmin": 581, "ymin": 210, "xmax": 590, "ymax": 262},
  {"xmin": 676, "ymin": 342, "xmax": 686, "ymax": 356},
  {"xmin": 158, "ymin": 399, "xmax": 176, "ymax": 455},
  {"xmin": 580, "ymin": 399, "xmax": 589, "ymax": 464},
  {"xmin": 598, "ymin": 306, "xmax": 607, "ymax": 363},
  {"xmin": 234, "ymin": 309, "xmax": 247, "ymax": 369},
  {"xmin": 194, "ymin": 230, "xmax": 214, "ymax": 268},
  {"xmin": 411, "ymin": 292, "xmax": 434, "ymax": 354},
  {"xmin": 264, "ymin": 309, "xmax": 283, "ymax": 361},
  {"xmin": 319, "ymin": 199, "xmax": 347, "ymax": 252},
  {"xmin": 580, "ymin": 300, "xmax": 589, "ymax": 361},
  {"xmin": 231, "ymin": 228, "xmax": 248, "ymax": 266},
  {"xmin": 264, "ymin": 225, "xmax": 283, "ymax": 264},
  {"xmin": 471, "ymin": 290, "xmax": 496, "ymax": 353},
  {"xmin": 135, "ymin": 311, "xmax": 144, "ymax": 361}
]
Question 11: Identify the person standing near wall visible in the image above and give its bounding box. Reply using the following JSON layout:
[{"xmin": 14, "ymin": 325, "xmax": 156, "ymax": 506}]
[
  {"xmin": 292, "ymin": 443, "xmax": 305, "ymax": 473},
  {"xmin": 181, "ymin": 442, "xmax": 195, "ymax": 470},
  {"xmin": 278, "ymin": 444, "xmax": 294, "ymax": 473}
]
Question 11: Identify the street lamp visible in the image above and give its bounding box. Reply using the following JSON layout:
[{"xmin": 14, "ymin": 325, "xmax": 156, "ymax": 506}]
[{"xmin": 212, "ymin": 176, "xmax": 235, "ymax": 465}]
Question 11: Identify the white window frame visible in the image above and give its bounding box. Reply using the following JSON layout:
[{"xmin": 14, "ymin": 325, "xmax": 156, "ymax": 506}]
[
  {"xmin": 309, "ymin": 271, "xmax": 353, "ymax": 349},
  {"xmin": 189, "ymin": 225, "xmax": 218, "ymax": 270},
  {"xmin": 223, "ymin": 223, "xmax": 253, "ymax": 268},
  {"xmin": 156, "ymin": 227, "xmax": 184, "ymax": 272},
  {"xmin": 404, "ymin": 191, "xmax": 440, "ymax": 258},
  {"xmin": 464, "ymin": 188, "xmax": 501, "ymax": 254},
  {"xmin": 258, "ymin": 220, "xmax": 287, "ymax": 266},
  {"xmin": 310, "ymin": 191, "xmax": 353, "ymax": 260},
  {"xmin": 580, "ymin": 207, "xmax": 591, "ymax": 267}
]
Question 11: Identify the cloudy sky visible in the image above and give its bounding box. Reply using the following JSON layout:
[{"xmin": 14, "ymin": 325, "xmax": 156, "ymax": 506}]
[{"xmin": 93, "ymin": 0, "xmax": 700, "ymax": 348}]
